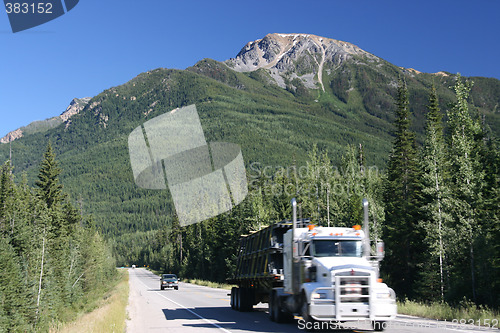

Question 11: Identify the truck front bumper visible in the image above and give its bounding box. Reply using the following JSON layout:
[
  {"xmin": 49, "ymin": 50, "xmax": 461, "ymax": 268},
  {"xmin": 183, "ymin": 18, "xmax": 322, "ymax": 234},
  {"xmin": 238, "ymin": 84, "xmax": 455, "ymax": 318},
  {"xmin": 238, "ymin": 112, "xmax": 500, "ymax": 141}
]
[{"xmin": 308, "ymin": 287, "xmax": 397, "ymax": 321}]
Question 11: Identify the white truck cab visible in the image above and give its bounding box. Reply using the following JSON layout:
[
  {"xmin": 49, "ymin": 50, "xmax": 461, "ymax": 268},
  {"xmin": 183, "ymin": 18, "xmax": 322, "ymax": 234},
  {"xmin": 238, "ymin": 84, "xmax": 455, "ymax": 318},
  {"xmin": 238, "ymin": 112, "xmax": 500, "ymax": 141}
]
[{"xmin": 283, "ymin": 225, "xmax": 397, "ymax": 326}]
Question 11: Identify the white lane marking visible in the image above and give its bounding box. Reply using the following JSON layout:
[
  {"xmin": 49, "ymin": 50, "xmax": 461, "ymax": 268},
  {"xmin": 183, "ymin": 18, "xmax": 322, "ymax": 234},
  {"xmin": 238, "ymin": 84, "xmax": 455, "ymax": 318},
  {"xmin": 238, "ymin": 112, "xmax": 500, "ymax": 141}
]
[
  {"xmin": 446, "ymin": 329, "xmax": 495, "ymax": 333},
  {"xmin": 156, "ymin": 292, "xmax": 232, "ymax": 333},
  {"xmin": 135, "ymin": 274, "xmax": 232, "ymax": 333}
]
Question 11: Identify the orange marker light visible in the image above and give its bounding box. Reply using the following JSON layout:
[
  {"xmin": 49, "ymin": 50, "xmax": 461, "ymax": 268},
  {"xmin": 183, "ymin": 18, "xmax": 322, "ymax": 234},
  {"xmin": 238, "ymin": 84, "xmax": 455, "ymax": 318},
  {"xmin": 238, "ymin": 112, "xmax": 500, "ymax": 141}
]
[
  {"xmin": 308, "ymin": 224, "xmax": 315, "ymax": 231},
  {"xmin": 353, "ymin": 225, "xmax": 362, "ymax": 230}
]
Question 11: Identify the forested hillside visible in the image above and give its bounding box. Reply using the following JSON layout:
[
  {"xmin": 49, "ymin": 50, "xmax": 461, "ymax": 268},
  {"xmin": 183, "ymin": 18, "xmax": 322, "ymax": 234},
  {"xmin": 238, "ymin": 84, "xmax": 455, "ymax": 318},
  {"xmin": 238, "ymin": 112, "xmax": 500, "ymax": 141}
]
[
  {"xmin": 0, "ymin": 35, "xmax": 499, "ymax": 312},
  {"xmin": 0, "ymin": 144, "xmax": 116, "ymax": 331},
  {"xmin": 1, "ymin": 57, "xmax": 499, "ymax": 268},
  {"xmin": 145, "ymin": 77, "xmax": 500, "ymax": 309}
]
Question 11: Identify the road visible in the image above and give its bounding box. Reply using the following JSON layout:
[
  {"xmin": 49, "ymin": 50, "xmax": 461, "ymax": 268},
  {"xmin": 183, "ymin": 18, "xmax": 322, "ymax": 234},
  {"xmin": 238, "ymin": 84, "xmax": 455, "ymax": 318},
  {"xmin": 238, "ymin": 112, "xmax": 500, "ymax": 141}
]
[{"xmin": 126, "ymin": 268, "xmax": 498, "ymax": 333}]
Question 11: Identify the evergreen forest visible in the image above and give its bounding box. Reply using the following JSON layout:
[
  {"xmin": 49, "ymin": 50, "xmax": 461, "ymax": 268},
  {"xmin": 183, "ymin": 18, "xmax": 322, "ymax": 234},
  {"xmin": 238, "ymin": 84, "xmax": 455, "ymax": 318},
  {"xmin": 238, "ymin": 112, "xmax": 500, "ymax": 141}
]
[
  {"xmin": 1, "ymin": 56, "xmax": 500, "ymax": 327},
  {"xmin": 144, "ymin": 76, "xmax": 500, "ymax": 310},
  {"xmin": 0, "ymin": 144, "xmax": 116, "ymax": 332}
]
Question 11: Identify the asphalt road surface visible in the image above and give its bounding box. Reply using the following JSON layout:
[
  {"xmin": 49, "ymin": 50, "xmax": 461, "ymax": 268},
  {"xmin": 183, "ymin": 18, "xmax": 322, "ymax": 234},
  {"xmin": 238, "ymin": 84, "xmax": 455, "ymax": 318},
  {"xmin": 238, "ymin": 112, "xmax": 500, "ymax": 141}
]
[{"xmin": 126, "ymin": 268, "xmax": 499, "ymax": 333}]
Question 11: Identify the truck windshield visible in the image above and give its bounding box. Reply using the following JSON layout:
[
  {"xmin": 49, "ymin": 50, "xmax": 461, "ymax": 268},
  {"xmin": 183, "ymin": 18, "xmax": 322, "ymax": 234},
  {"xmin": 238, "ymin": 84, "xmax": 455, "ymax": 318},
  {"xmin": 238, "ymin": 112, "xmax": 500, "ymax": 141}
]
[{"xmin": 312, "ymin": 240, "xmax": 362, "ymax": 257}]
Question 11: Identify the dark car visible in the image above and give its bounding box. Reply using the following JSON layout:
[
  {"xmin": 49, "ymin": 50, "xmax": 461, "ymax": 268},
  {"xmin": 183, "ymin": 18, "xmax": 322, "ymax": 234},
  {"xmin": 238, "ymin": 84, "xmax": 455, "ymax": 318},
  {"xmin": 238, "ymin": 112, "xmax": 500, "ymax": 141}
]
[{"xmin": 160, "ymin": 274, "xmax": 179, "ymax": 290}]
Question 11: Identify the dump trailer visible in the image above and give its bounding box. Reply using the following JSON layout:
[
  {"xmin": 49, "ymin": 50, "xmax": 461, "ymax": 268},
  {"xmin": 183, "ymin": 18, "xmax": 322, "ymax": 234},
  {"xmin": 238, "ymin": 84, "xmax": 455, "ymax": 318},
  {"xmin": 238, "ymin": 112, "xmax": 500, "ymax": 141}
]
[{"xmin": 228, "ymin": 199, "xmax": 397, "ymax": 331}]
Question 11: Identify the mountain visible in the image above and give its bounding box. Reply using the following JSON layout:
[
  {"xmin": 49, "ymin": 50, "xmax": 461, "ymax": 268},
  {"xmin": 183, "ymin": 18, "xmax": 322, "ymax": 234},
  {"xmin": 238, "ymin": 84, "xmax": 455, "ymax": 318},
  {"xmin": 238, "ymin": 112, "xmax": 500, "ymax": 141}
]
[
  {"xmin": 225, "ymin": 33, "xmax": 500, "ymax": 135},
  {"xmin": 225, "ymin": 33, "xmax": 376, "ymax": 90},
  {"xmin": 0, "ymin": 97, "xmax": 90, "ymax": 143},
  {"xmin": 1, "ymin": 33, "xmax": 499, "ymax": 264}
]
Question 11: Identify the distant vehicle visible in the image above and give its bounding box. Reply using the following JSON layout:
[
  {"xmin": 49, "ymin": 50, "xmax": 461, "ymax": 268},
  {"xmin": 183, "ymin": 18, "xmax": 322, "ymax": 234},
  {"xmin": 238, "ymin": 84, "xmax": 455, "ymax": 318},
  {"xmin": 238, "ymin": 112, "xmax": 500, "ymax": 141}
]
[
  {"xmin": 132, "ymin": 264, "xmax": 136, "ymax": 269},
  {"xmin": 160, "ymin": 274, "xmax": 179, "ymax": 290}
]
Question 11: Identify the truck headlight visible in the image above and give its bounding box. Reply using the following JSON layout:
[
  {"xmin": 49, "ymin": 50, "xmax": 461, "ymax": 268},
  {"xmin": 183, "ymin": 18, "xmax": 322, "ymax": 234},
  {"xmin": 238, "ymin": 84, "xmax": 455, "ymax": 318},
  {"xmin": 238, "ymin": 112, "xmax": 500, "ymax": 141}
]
[
  {"xmin": 376, "ymin": 292, "xmax": 391, "ymax": 299},
  {"xmin": 312, "ymin": 292, "xmax": 327, "ymax": 299}
]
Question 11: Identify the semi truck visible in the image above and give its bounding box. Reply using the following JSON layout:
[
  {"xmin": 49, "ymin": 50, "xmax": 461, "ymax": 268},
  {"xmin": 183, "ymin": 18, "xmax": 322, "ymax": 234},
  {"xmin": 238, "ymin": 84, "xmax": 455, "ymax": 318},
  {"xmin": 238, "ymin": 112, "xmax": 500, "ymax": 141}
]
[{"xmin": 228, "ymin": 198, "xmax": 396, "ymax": 331}]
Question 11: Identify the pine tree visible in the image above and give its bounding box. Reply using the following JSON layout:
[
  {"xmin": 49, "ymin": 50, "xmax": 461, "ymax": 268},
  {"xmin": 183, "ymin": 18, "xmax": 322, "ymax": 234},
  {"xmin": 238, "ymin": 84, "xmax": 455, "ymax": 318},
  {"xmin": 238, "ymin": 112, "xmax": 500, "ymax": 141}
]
[
  {"xmin": 418, "ymin": 86, "xmax": 453, "ymax": 300},
  {"xmin": 35, "ymin": 142, "xmax": 63, "ymax": 210},
  {"xmin": 383, "ymin": 77, "xmax": 423, "ymax": 298},
  {"xmin": 0, "ymin": 161, "xmax": 14, "ymax": 226},
  {"xmin": 0, "ymin": 237, "xmax": 32, "ymax": 331},
  {"xmin": 477, "ymin": 136, "xmax": 500, "ymax": 306},
  {"xmin": 339, "ymin": 145, "xmax": 365, "ymax": 226},
  {"xmin": 446, "ymin": 76, "xmax": 483, "ymax": 302}
]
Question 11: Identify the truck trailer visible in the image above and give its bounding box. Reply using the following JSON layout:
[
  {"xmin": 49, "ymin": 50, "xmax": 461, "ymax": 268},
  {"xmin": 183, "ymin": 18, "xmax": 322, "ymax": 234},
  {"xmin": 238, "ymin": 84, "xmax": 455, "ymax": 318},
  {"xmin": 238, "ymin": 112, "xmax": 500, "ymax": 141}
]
[{"xmin": 228, "ymin": 198, "xmax": 397, "ymax": 331}]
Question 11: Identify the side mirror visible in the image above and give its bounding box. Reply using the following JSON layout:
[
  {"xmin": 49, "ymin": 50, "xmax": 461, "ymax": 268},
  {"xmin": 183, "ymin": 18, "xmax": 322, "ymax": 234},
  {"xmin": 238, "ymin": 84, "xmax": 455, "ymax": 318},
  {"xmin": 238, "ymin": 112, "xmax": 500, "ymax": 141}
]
[{"xmin": 376, "ymin": 241, "xmax": 385, "ymax": 260}]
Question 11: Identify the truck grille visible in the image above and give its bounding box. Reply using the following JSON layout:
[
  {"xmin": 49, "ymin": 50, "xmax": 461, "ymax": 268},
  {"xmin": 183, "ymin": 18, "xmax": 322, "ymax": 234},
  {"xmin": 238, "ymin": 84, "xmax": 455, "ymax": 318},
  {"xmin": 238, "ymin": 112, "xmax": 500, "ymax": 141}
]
[{"xmin": 337, "ymin": 276, "xmax": 370, "ymax": 303}]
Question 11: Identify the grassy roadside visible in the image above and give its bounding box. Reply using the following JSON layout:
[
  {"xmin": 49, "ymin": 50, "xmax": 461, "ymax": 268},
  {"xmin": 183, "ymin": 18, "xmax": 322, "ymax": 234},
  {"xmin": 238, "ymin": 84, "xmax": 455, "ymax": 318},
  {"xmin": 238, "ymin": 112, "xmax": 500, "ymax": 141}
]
[
  {"xmin": 183, "ymin": 278, "xmax": 235, "ymax": 290},
  {"xmin": 397, "ymin": 299, "xmax": 500, "ymax": 323},
  {"xmin": 50, "ymin": 269, "xmax": 129, "ymax": 333}
]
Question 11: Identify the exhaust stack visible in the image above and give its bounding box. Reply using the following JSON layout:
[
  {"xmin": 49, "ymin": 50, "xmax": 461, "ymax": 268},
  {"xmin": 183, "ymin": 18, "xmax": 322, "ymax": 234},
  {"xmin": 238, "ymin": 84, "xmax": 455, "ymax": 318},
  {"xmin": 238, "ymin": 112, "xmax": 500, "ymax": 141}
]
[
  {"xmin": 362, "ymin": 198, "xmax": 370, "ymax": 257},
  {"xmin": 291, "ymin": 198, "xmax": 297, "ymax": 259},
  {"xmin": 291, "ymin": 198, "xmax": 298, "ymax": 293}
]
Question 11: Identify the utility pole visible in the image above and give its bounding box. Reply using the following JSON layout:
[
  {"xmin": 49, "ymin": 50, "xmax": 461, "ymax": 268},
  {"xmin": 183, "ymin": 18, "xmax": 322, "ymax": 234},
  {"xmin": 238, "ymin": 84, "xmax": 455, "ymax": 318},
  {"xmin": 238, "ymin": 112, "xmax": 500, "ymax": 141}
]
[
  {"xmin": 359, "ymin": 143, "xmax": 364, "ymax": 176},
  {"xmin": 327, "ymin": 185, "xmax": 330, "ymax": 227},
  {"xmin": 9, "ymin": 141, "xmax": 12, "ymax": 174},
  {"xmin": 316, "ymin": 184, "xmax": 321, "ymax": 225}
]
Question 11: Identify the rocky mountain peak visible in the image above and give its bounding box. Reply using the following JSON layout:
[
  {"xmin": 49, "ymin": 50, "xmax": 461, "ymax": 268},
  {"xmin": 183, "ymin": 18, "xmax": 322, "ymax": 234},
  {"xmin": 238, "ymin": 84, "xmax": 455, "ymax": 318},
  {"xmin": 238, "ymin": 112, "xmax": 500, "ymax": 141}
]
[{"xmin": 225, "ymin": 33, "xmax": 377, "ymax": 89}]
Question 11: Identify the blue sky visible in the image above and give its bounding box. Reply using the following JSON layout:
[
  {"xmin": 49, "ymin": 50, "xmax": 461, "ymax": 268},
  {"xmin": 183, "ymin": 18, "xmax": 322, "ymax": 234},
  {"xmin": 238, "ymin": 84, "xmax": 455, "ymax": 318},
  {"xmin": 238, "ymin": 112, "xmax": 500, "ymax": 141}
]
[{"xmin": 1, "ymin": 0, "xmax": 499, "ymax": 137}]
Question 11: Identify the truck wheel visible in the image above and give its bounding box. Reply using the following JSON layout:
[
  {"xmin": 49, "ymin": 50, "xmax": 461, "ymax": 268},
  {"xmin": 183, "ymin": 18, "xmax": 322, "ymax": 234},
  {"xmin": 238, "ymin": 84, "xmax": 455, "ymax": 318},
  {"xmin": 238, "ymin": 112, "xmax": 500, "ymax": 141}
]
[
  {"xmin": 237, "ymin": 288, "xmax": 247, "ymax": 311},
  {"xmin": 242, "ymin": 288, "xmax": 254, "ymax": 312},
  {"xmin": 238, "ymin": 288, "xmax": 252, "ymax": 312},
  {"xmin": 234, "ymin": 288, "xmax": 240, "ymax": 311},
  {"xmin": 301, "ymin": 294, "xmax": 316, "ymax": 330},
  {"xmin": 268, "ymin": 292, "xmax": 279, "ymax": 321},
  {"xmin": 372, "ymin": 321, "xmax": 386, "ymax": 331},
  {"xmin": 268, "ymin": 293, "xmax": 276, "ymax": 321},
  {"xmin": 230, "ymin": 287, "xmax": 237, "ymax": 310},
  {"xmin": 271, "ymin": 292, "xmax": 293, "ymax": 323}
]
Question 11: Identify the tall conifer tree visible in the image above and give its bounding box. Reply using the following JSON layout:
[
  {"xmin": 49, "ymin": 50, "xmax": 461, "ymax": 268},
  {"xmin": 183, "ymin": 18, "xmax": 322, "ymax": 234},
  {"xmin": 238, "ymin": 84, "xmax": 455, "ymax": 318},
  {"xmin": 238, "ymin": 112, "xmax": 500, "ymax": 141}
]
[
  {"xmin": 383, "ymin": 77, "xmax": 422, "ymax": 298},
  {"xmin": 35, "ymin": 142, "xmax": 63, "ymax": 210},
  {"xmin": 418, "ymin": 86, "xmax": 453, "ymax": 300},
  {"xmin": 447, "ymin": 76, "xmax": 483, "ymax": 302}
]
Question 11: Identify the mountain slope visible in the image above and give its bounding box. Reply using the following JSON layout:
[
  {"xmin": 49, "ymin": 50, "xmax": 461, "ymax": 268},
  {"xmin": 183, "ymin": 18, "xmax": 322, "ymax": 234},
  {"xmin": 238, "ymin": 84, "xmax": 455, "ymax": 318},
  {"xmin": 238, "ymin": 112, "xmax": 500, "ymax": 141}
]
[
  {"xmin": 0, "ymin": 97, "xmax": 90, "ymax": 143},
  {"xmin": 222, "ymin": 33, "xmax": 500, "ymax": 138},
  {"xmin": 1, "ymin": 33, "xmax": 499, "ymax": 264}
]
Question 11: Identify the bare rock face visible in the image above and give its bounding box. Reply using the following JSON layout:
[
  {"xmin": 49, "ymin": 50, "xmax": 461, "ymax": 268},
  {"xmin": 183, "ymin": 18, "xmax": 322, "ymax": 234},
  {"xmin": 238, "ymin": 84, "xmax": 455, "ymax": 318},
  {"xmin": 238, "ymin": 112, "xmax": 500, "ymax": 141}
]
[
  {"xmin": 1, "ymin": 97, "xmax": 91, "ymax": 143},
  {"xmin": 0, "ymin": 128, "xmax": 23, "ymax": 143},
  {"xmin": 60, "ymin": 97, "xmax": 91, "ymax": 122},
  {"xmin": 225, "ymin": 33, "xmax": 378, "ymax": 89}
]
